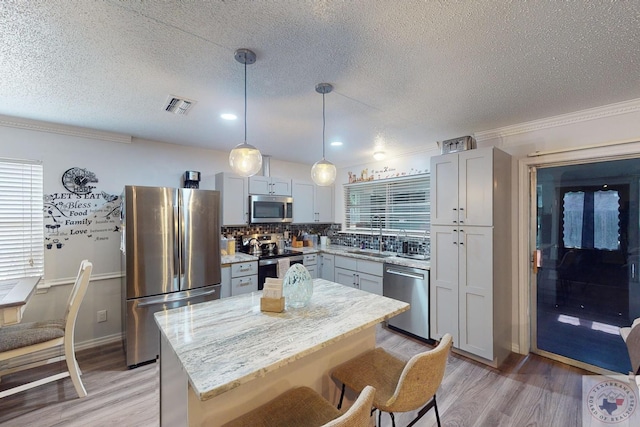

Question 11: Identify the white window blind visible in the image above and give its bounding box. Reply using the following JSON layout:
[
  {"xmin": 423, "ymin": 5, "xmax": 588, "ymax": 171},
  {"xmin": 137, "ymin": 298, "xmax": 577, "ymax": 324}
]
[
  {"xmin": 344, "ymin": 174, "xmax": 430, "ymax": 233},
  {"xmin": 0, "ymin": 158, "xmax": 44, "ymax": 280}
]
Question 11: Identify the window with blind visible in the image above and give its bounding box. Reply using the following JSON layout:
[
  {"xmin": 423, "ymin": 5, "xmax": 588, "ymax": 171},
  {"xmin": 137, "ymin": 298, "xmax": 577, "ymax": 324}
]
[
  {"xmin": 344, "ymin": 174, "xmax": 430, "ymax": 233},
  {"xmin": 0, "ymin": 158, "xmax": 44, "ymax": 280}
]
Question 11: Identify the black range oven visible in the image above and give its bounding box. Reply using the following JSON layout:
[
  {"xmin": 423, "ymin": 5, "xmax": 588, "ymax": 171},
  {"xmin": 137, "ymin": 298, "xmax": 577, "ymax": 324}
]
[{"xmin": 240, "ymin": 234, "xmax": 303, "ymax": 290}]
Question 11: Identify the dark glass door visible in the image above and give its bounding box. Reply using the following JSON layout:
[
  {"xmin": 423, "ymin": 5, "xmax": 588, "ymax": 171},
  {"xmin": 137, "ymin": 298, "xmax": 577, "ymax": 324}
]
[{"xmin": 535, "ymin": 158, "xmax": 640, "ymax": 372}]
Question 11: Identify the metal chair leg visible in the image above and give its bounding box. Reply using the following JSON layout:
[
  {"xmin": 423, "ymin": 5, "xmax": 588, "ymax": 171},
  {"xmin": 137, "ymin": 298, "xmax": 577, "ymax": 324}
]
[
  {"xmin": 434, "ymin": 395, "xmax": 441, "ymax": 427},
  {"xmin": 389, "ymin": 412, "xmax": 395, "ymax": 427},
  {"xmin": 337, "ymin": 383, "xmax": 346, "ymax": 409}
]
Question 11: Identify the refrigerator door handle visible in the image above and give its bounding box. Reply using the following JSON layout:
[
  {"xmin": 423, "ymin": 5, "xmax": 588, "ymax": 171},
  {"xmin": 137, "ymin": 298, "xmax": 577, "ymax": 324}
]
[
  {"xmin": 137, "ymin": 287, "xmax": 218, "ymax": 307},
  {"xmin": 174, "ymin": 204, "xmax": 181, "ymax": 287}
]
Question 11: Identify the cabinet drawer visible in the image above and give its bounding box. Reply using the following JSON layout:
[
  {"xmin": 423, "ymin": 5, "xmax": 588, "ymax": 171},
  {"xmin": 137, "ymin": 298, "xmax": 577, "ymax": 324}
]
[
  {"xmin": 231, "ymin": 261, "xmax": 258, "ymax": 277},
  {"xmin": 335, "ymin": 255, "xmax": 357, "ymax": 271},
  {"xmin": 357, "ymin": 259, "xmax": 383, "ymax": 276},
  {"xmin": 231, "ymin": 275, "xmax": 258, "ymax": 295},
  {"xmin": 303, "ymin": 254, "xmax": 317, "ymax": 265}
]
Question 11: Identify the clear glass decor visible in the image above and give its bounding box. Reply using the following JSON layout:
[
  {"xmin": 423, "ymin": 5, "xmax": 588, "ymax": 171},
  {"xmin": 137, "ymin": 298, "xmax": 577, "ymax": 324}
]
[{"xmin": 283, "ymin": 263, "xmax": 313, "ymax": 308}]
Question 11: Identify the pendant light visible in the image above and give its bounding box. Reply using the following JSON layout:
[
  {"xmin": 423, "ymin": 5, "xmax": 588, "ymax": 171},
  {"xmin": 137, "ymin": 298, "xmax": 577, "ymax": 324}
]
[
  {"xmin": 311, "ymin": 83, "xmax": 337, "ymax": 186},
  {"xmin": 229, "ymin": 48, "xmax": 262, "ymax": 177}
]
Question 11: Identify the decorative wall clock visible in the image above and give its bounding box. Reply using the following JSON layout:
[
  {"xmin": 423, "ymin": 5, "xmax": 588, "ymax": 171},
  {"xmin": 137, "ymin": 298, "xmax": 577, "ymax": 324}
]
[{"xmin": 61, "ymin": 167, "xmax": 98, "ymax": 194}]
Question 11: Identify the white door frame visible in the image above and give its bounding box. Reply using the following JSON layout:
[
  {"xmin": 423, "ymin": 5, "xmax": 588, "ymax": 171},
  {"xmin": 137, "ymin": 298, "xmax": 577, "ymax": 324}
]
[{"xmin": 517, "ymin": 138, "xmax": 640, "ymax": 354}]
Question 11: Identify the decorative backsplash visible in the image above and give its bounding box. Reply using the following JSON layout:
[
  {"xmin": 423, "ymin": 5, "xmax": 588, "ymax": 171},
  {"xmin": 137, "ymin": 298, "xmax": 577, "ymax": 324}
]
[{"xmin": 222, "ymin": 222, "xmax": 430, "ymax": 257}]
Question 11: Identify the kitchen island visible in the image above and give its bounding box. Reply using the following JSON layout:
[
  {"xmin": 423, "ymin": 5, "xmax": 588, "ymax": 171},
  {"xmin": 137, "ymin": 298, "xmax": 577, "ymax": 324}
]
[{"xmin": 155, "ymin": 278, "xmax": 409, "ymax": 426}]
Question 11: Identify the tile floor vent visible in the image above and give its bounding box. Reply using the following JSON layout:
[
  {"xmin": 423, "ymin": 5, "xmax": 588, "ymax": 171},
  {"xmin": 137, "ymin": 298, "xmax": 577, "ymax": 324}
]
[{"xmin": 164, "ymin": 96, "xmax": 196, "ymax": 115}]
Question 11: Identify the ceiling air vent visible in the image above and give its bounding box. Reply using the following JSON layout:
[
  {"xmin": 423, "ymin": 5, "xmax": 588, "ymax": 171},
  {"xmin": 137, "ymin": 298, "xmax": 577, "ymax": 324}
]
[{"xmin": 163, "ymin": 96, "xmax": 197, "ymax": 115}]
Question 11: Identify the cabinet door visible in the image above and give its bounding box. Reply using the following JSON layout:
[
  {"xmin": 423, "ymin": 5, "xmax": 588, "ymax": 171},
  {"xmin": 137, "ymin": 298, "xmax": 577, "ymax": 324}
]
[
  {"xmin": 320, "ymin": 254, "xmax": 334, "ymax": 282},
  {"xmin": 220, "ymin": 266, "xmax": 231, "ymax": 298},
  {"xmin": 335, "ymin": 267, "xmax": 357, "ymax": 288},
  {"xmin": 459, "ymin": 149, "xmax": 493, "ymax": 226},
  {"xmin": 430, "ymin": 155, "xmax": 459, "ymax": 225},
  {"xmin": 458, "ymin": 226, "xmax": 493, "ymax": 359},
  {"xmin": 314, "ymin": 185, "xmax": 334, "ymax": 222},
  {"xmin": 306, "ymin": 265, "xmax": 318, "ymax": 279},
  {"xmin": 271, "ymin": 177, "xmax": 292, "ymax": 196},
  {"xmin": 231, "ymin": 275, "xmax": 258, "ymax": 296},
  {"xmin": 248, "ymin": 176, "xmax": 271, "ymax": 195},
  {"xmin": 292, "ymin": 181, "xmax": 315, "ymax": 223},
  {"xmin": 216, "ymin": 173, "xmax": 248, "ymax": 226},
  {"xmin": 358, "ymin": 272, "xmax": 383, "ymax": 295},
  {"xmin": 430, "ymin": 225, "xmax": 459, "ymax": 345}
]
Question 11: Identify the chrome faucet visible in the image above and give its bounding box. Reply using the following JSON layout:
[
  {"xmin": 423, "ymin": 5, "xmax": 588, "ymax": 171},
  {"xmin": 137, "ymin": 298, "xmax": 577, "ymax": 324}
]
[{"xmin": 371, "ymin": 215, "xmax": 382, "ymax": 253}]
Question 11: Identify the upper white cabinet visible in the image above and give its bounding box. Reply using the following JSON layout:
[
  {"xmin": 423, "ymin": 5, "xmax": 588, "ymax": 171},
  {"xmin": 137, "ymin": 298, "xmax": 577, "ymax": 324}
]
[
  {"xmin": 249, "ymin": 176, "xmax": 292, "ymax": 196},
  {"xmin": 292, "ymin": 180, "xmax": 334, "ymax": 223},
  {"xmin": 431, "ymin": 149, "xmax": 495, "ymax": 226},
  {"xmin": 215, "ymin": 172, "xmax": 248, "ymax": 226},
  {"xmin": 430, "ymin": 146, "xmax": 512, "ymax": 367}
]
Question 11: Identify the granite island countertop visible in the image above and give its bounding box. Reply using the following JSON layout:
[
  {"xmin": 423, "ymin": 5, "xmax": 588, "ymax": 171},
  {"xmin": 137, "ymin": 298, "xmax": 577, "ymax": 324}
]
[{"xmin": 154, "ymin": 279, "xmax": 409, "ymax": 402}]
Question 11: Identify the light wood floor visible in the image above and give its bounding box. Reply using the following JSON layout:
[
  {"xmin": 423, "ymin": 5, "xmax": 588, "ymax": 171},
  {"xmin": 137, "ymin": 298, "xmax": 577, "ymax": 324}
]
[{"xmin": 0, "ymin": 326, "xmax": 588, "ymax": 427}]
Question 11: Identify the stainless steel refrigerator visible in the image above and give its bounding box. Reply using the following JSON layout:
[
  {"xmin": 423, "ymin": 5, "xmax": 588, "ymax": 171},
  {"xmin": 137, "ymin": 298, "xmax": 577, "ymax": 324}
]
[{"xmin": 121, "ymin": 185, "xmax": 221, "ymax": 368}]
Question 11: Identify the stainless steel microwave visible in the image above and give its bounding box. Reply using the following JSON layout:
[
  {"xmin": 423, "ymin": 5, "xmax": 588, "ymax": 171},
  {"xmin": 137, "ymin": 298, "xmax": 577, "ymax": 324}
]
[{"xmin": 249, "ymin": 195, "xmax": 293, "ymax": 223}]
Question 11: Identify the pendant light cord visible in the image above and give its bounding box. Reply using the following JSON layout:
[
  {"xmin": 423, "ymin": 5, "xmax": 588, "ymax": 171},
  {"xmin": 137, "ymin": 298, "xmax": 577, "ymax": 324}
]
[
  {"xmin": 244, "ymin": 61, "xmax": 247, "ymax": 144},
  {"xmin": 322, "ymin": 92, "xmax": 326, "ymax": 159}
]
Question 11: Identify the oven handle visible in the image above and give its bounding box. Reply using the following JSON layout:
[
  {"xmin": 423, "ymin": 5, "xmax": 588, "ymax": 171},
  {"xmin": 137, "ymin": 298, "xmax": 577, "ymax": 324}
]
[{"xmin": 259, "ymin": 256, "xmax": 304, "ymax": 266}]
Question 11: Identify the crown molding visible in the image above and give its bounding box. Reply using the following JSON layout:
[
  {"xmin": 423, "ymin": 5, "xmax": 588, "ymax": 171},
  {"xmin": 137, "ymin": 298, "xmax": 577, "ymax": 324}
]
[
  {"xmin": 474, "ymin": 98, "xmax": 640, "ymax": 143},
  {"xmin": 0, "ymin": 114, "xmax": 131, "ymax": 144}
]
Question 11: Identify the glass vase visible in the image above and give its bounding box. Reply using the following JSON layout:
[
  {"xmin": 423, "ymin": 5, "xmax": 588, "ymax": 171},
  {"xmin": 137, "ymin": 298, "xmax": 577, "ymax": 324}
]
[{"xmin": 282, "ymin": 263, "xmax": 313, "ymax": 308}]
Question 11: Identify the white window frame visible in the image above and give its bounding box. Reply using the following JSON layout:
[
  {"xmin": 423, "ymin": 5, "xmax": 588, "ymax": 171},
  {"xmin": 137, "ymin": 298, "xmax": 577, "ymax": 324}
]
[
  {"xmin": 0, "ymin": 158, "xmax": 44, "ymax": 280},
  {"xmin": 343, "ymin": 174, "xmax": 430, "ymax": 235}
]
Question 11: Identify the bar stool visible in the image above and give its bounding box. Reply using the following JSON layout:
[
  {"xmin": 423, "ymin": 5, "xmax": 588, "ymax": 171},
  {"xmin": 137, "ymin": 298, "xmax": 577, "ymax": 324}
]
[
  {"xmin": 221, "ymin": 385, "xmax": 375, "ymax": 427},
  {"xmin": 332, "ymin": 333, "xmax": 453, "ymax": 427}
]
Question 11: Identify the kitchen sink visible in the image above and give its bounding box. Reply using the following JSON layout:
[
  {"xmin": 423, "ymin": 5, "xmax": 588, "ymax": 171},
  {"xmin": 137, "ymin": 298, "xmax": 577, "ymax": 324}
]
[
  {"xmin": 346, "ymin": 250, "xmax": 392, "ymax": 258},
  {"xmin": 396, "ymin": 253, "xmax": 430, "ymax": 261}
]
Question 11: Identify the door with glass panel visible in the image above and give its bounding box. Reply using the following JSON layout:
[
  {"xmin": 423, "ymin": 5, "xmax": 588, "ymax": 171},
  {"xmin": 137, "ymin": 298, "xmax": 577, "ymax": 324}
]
[{"xmin": 534, "ymin": 158, "xmax": 640, "ymax": 372}]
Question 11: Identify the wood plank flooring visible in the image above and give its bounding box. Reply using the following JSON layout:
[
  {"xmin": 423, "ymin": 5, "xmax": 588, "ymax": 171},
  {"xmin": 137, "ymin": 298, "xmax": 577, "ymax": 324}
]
[{"xmin": 0, "ymin": 326, "xmax": 589, "ymax": 426}]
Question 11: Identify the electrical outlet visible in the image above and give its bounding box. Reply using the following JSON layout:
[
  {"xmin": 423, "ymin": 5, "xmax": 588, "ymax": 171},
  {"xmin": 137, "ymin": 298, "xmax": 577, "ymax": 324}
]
[{"xmin": 97, "ymin": 309, "xmax": 107, "ymax": 323}]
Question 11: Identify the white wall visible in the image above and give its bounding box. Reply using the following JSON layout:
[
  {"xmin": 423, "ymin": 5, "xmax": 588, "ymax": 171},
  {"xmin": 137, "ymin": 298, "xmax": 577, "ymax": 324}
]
[{"xmin": 1, "ymin": 118, "xmax": 314, "ymax": 347}]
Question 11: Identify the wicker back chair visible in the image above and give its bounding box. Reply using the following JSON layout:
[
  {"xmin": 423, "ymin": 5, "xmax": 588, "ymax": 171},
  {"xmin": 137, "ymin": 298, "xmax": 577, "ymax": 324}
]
[{"xmin": 332, "ymin": 333, "xmax": 453, "ymax": 427}]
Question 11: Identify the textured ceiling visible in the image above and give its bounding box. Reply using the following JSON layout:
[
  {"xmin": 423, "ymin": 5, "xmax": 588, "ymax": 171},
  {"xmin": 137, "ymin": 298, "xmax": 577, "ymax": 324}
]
[{"xmin": 1, "ymin": 1, "xmax": 639, "ymax": 167}]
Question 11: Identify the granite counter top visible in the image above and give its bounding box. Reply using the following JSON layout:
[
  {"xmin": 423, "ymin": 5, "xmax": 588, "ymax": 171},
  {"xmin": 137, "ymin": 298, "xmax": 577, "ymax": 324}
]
[
  {"xmin": 320, "ymin": 246, "xmax": 430, "ymax": 270},
  {"xmin": 221, "ymin": 252, "xmax": 257, "ymax": 265},
  {"xmin": 154, "ymin": 279, "xmax": 409, "ymax": 401}
]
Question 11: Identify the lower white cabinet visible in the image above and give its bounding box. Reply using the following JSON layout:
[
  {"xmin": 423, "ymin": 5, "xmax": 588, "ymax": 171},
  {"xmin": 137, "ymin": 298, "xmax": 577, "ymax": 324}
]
[
  {"xmin": 303, "ymin": 253, "xmax": 318, "ymax": 279},
  {"xmin": 230, "ymin": 261, "xmax": 258, "ymax": 296},
  {"xmin": 334, "ymin": 255, "xmax": 383, "ymax": 295},
  {"xmin": 220, "ymin": 266, "xmax": 231, "ymax": 298},
  {"xmin": 320, "ymin": 254, "xmax": 334, "ymax": 282}
]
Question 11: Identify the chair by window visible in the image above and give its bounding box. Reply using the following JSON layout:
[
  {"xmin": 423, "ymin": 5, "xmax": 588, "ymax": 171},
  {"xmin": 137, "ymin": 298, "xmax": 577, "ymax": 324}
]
[
  {"xmin": 0, "ymin": 260, "xmax": 93, "ymax": 398},
  {"xmin": 332, "ymin": 333, "xmax": 453, "ymax": 427},
  {"xmin": 221, "ymin": 385, "xmax": 376, "ymax": 427}
]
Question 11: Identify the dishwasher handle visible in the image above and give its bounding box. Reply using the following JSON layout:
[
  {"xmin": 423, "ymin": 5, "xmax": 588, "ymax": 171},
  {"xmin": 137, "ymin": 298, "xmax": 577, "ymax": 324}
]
[{"xmin": 385, "ymin": 268, "xmax": 424, "ymax": 281}]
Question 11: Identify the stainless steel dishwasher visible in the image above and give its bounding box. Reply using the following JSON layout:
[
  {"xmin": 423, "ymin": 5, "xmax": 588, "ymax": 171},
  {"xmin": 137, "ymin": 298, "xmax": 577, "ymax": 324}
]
[{"xmin": 383, "ymin": 263, "xmax": 431, "ymax": 341}]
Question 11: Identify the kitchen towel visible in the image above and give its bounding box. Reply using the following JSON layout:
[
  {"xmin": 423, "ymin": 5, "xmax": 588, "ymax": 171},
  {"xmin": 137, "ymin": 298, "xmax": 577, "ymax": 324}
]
[{"xmin": 277, "ymin": 258, "xmax": 290, "ymax": 278}]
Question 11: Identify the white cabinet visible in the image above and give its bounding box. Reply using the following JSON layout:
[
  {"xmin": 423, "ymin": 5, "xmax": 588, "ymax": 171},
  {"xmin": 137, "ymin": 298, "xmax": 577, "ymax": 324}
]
[
  {"xmin": 249, "ymin": 176, "xmax": 292, "ymax": 196},
  {"xmin": 303, "ymin": 253, "xmax": 318, "ymax": 279},
  {"xmin": 220, "ymin": 265, "xmax": 231, "ymax": 298},
  {"xmin": 334, "ymin": 255, "xmax": 383, "ymax": 295},
  {"xmin": 230, "ymin": 261, "xmax": 258, "ymax": 296},
  {"xmin": 320, "ymin": 254, "xmax": 334, "ymax": 282},
  {"xmin": 292, "ymin": 180, "xmax": 334, "ymax": 223},
  {"xmin": 430, "ymin": 146, "xmax": 512, "ymax": 367},
  {"xmin": 215, "ymin": 172, "xmax": 248, "ymax": 226}
]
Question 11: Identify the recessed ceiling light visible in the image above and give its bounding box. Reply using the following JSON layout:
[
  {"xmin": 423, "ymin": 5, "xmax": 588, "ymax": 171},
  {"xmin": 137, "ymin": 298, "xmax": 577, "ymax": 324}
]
[
  {"xmin": 373, "ymin": 151, "xmax": 386, "ymax": 161},
  {"xmin": 221, "ymin": 113, "xmax": 237, "ymax": 120},
  {"xmin": 330, "ymin": 141, "xmax": 343, "ymax": 146}
]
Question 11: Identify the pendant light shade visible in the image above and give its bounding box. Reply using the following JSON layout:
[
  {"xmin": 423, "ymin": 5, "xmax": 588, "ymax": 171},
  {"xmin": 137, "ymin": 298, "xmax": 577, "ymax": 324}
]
[
  {"xmin": 229, "ymin": 49, "xmax": 262, "ymax": 177},
  {"xmin": 311, "ymin": 83, "xmax": 336, "ymax": 186}
]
